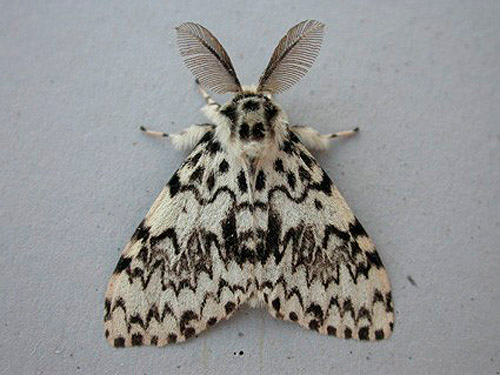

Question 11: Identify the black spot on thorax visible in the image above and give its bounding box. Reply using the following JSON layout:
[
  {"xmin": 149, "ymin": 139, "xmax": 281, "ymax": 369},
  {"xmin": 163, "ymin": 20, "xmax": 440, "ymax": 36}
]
[
  {"xmin": 242, "ymin": 100, "xmax": 260, "ymax": 111},
  {"xmin": 239, "ymin": 122, "xmax": 250, "ymax": 139},
  {"xmin": 252, "ymin": 122, "xmax": 265, "ymax": 140},
  {"xmin": 220, "ymin": 104, "xmax": 238, "ymax": 123}
]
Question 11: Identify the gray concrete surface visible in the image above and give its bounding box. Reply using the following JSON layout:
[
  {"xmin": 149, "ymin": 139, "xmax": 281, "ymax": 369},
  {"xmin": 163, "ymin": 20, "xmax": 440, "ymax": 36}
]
[{"xmin": 1, "ymin": 1, "xmax": 499, "ymax": 374}]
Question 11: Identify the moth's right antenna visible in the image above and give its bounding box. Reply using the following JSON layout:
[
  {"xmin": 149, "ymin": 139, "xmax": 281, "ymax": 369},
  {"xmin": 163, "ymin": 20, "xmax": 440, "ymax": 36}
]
[
  {"xmin": 176, "ymin": 22, "xmax": 242, "ymax": 94},
  {"xmin": 257, "ymin": 20, "xmax": 325, "ymax": 94}
]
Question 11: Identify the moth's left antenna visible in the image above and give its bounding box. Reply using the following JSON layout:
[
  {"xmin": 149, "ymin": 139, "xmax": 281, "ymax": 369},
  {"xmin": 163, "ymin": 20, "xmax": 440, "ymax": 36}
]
[{"xmin": 176, "ymin": 22, "xmax": 242, "ymax": 94}]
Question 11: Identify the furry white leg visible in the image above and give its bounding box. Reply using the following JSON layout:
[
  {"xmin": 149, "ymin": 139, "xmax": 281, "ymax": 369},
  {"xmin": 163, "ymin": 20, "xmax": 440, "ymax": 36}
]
[
  {"xmin": 289, "ymin": 125, "xmax": 359, "ymax": 151},
  {"xmin": 140, "ymin": 124, "xmax": 214, "ymax": 151}
]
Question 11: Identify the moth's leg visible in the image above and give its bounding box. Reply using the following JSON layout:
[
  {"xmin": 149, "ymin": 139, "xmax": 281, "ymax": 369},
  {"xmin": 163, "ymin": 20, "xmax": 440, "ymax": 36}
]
[
  {"xmin": 140, "ymin": 124, "xmax": 214, "ymax": 151},
  {"xmin": 196, "ymin": 79, "xmax": 220, "ymax": 108},
  {"xmin": 289, "ymin": 125, "xmax": 359, "ymax": 151},
  {"xmin": 195, "ymin": 79, "xmax": 221, "ymax": 123},
  {"xmin": 328, "ymin": 127, "xmax": 359, "ymax": 139},
  {"xmin": 139, "ymin": 126, "xmax": 168, "ymax": 138}
]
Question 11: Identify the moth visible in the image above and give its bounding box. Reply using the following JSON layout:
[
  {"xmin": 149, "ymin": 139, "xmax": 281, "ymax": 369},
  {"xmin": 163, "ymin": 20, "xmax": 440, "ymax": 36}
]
[{"xmin": 104, "ymin": 20, "xmax": 394, "ymax": 347}]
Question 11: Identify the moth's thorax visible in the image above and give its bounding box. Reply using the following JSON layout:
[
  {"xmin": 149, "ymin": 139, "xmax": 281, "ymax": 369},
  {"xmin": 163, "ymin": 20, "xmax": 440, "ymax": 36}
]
[{"xmin": 219, "ymin": 92, "xmax": 284, "ymax": 158}]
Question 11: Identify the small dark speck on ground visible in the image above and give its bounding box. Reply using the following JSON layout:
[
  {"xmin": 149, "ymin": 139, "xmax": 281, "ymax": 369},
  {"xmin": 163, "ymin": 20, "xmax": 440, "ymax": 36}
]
[
  {"xmin": 409, "ymin": 356, "xmax": 412, "ymax": 360},
  {"xmin": 233, "ymin": 351, "xmax": 244, "ymax": 356},
  {"xmin": 407, "ymin": 275, "xmax": 417, "ymax": 287},
  {"xmin": 177, "ymin": 365, "xmax": 181, "ymax": 369},
  {"xmin": 366, "ymin": 356, "xmax": 370, "ymax": 360},
  {"xmin": 238, "ymin": 332, "xmax": 244, "ymax": 337}
]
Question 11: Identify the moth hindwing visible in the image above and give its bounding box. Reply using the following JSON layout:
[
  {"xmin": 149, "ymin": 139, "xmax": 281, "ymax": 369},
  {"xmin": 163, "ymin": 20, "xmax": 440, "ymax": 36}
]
[{"xmin": 104, "ymin": 20, "xmax": 393, "ymax": 347}]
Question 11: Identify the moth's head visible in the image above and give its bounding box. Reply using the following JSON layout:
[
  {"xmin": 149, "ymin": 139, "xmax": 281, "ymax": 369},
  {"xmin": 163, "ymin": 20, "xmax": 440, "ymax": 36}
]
[{"xmin": 175, "ymin": 20, "xmax": 325, "ymax": 97}]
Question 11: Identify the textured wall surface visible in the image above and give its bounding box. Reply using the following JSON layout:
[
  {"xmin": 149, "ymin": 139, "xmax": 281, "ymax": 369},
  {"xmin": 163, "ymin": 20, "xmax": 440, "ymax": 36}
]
[{"xmin": 1, "ymin": 1, "xmax": 499, "ymax": 374}]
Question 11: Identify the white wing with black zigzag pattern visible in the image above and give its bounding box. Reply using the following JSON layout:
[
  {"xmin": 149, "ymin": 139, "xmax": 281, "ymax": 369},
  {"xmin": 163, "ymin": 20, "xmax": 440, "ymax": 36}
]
[
  {"xmin": 253, "ymin": 131, "xmax": 393, "ymax": 341},
  {"xmin": 105, "ymin": 130, "xmax": 257, "ymax": 347}
]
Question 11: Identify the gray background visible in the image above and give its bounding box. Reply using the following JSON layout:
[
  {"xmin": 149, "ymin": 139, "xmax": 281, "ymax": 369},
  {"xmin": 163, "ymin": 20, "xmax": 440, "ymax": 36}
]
[{"xmin": 1, "ymin": 1, "xmax": 499, "ymax": 374}]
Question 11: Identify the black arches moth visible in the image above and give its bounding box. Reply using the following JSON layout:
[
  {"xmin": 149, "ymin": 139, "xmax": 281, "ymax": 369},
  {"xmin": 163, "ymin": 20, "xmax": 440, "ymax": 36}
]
[{"xmin": 104, "ymin": 20, "xmax": 393, "ymax": 347}]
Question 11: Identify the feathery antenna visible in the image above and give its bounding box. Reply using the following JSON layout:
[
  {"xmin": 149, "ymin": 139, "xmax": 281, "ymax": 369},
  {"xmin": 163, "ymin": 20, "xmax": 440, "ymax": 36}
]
[
  {"xmin": 176, "ymin": 22, "xmax": 242, "ymax": 94},
  {"xmin": 257, "ymin": 20, "xmax": 325, "ymax": 94}
]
